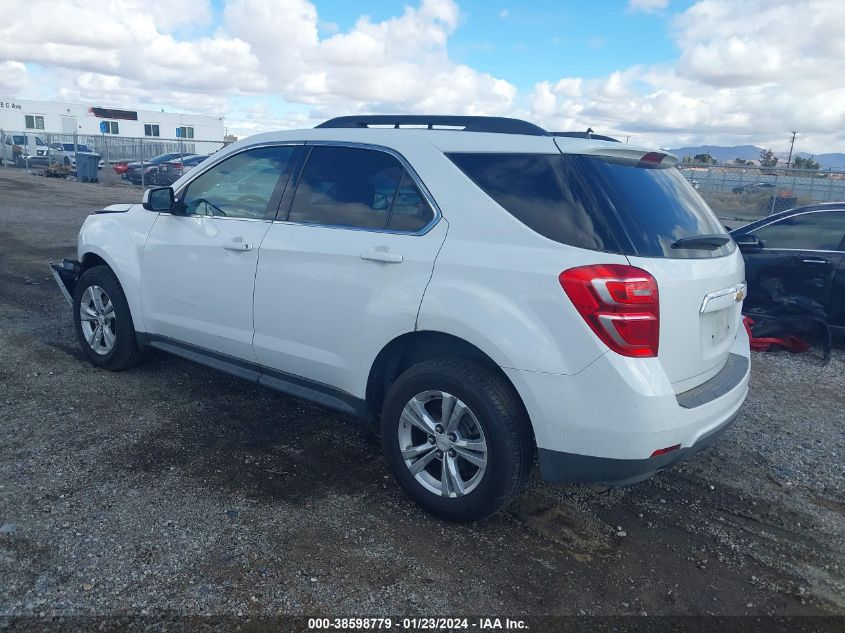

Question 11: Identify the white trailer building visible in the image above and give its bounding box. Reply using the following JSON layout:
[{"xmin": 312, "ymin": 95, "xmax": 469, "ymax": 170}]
[{"xmin": 0, "ymin": 97, "xmax": 224, "ymax": 141}]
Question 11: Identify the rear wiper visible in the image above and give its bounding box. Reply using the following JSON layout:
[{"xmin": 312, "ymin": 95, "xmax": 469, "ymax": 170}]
[{"xmin": 671, "ymin": 234, "xmax": 731, "ymax": 250}]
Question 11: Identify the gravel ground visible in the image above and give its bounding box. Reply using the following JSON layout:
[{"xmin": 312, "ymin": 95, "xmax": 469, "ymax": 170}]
[{"xmin": 0, "ymin": 169, "xmax": 843, "ymax": 622}]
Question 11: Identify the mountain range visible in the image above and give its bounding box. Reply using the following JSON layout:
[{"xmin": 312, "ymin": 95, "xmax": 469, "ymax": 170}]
[{"xmin": 665, "ymin": 144, "xmax": 845, "ymax": 170}]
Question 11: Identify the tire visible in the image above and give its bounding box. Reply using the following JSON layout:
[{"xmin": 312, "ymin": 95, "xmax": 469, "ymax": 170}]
[
  {"xmin": 73, "ymin": 266, "xmax": 146, "ymax": 371},
  {"xmin": 381, "ymin": 357, "xmax": 533, "ymax": 522}
]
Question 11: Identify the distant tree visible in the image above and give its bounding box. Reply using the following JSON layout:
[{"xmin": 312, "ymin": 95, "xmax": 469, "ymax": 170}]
[
  {"xmin": 693, "ymin": 153, "xmax": 716, "ymax": 164},
  {"xmin": 682, "ymin": 155, "xmax": 694, "ymax": 164},
  {"xmin": 759, "ymin": 148, "xmax": 779, "ymax": 167},
  {"xmin": 733, "ymin": 158, "xmax": 749, "ymax": 165},
  {"xmin": 792, "ymin": 155, "xmax": 819, "ymax": 170}
]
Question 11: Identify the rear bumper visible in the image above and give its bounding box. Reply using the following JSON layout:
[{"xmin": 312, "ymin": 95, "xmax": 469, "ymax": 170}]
[
  {"xmin": 504, "ymin": 328, "xmax": 750, "ymax": 485},
  {"xmin": 537, "ymin": 408, "xmax": 739, "ymax": 485}
]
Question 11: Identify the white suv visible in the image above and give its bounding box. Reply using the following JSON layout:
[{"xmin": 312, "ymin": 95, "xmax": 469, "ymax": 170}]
[{"xmin": 50, "ymin": 116, "xmax": 750, "ymax": 521}]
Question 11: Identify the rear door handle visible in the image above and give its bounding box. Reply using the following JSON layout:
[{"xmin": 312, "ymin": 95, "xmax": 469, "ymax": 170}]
[
  {"xmin": 223, "ymin": 238, "xmax": 253, "ymax": 252},
  {"xmin": 802, "ymin": 258, "xmax": 828, "ymax": 265},
  {"xmin": 361, "ymin": 249, "xmax": 403, "ymax": 264}
]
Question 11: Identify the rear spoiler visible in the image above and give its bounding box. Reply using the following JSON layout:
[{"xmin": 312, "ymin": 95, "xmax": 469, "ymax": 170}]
[{"xmin": 553, "ymin": 137, "xmax": 678, "ymax": 166}]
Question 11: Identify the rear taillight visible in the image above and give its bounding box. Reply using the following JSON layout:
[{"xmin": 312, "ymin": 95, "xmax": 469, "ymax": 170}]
[{"xmin": 559, "ymin": 264, "xmax": 659, "ymax": 358}]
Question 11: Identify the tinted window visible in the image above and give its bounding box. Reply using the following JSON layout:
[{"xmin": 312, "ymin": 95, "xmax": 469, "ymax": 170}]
[
  {"xmin": 753, "ymin": 211, "xmax": 845, "ymax": 251},
  {"xmin": 448, "ymin": 153, "xmax": 624, "ymax": 253},
  {"xmin": 181, "ymin": 146, "xmax": 294, "ymax": 219},
  {"xmin": 586, "ymin": 156, "xmax": 733, "ymax": 258},
  {"xmin": 448, "ymin": 153, "xmax": 733, "ymax": 258},
  {"xmin": 289, "ymin": 146, "xmax": 405, "ymax": 229},
  {"xmin": 387, "ymin": 173, "xmax": 434, "ymax": 232}
]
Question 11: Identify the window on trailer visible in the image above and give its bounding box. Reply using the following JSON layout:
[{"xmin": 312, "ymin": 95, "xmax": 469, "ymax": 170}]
[
  {"xmin": 25, "ymin": 115, "xmax": 45, "ymax": 130},
  {"xmin": 144, "ymin": 124, "xmax": 160, "ymax": 137},
  {"xmin": 104, "ymin": 121, "xmax": 119, "ymax": 134},
  {"xmin": 178, "ymin": 126, "xmax": 195, "ymax": 139}
]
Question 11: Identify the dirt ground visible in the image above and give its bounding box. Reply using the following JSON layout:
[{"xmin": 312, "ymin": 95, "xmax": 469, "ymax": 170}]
[{"xmin": 0, "ymin": 169, "xmax": 843, "ymax": 623}]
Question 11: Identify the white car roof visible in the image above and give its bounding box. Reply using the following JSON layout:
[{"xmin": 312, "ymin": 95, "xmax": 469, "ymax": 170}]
[{"xmin": 225, "ymin": 126, "xmax": 662, "ymax": 158}]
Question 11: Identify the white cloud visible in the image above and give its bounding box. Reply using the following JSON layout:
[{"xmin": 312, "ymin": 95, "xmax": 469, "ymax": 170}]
[
  {"xmin": 530, "ymin": 0, "xmax": 845, "ymax": 152},
  {"xmin": 0, "ymin": 61, "xmax": 28, "ymax": 94},
  {"xmin": 499, "ymin": 9, "xmax": 509, "ymax": 18},
  {"xmin": 0, "ymin": 0, "xmax": 515, "ymax": 136},
  {"xmin": 628, "ymin": 0, "xmax": 670, "ymax": 13},
  {"xmin": 0, "ymin": 0, "xmax": 843, "ymax": 152}
]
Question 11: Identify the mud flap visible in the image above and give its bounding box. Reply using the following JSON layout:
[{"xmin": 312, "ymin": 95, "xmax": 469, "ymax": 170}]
[{"xmin": 48, "ymin": 259, "xmax": 81, "ymax": 305}]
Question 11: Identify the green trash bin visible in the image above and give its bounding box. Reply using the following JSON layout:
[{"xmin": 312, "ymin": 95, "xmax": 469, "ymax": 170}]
[{"xmin": 75, "ymin": 153, "xmax": 99, "ymax": 183}]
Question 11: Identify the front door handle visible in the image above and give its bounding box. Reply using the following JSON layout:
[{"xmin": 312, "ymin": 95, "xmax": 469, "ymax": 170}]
[
  {"xmin": 223, "ymin": 238, "xmax": 253, "ymax": 252},
  {"xmin": 802, "ymin": 258, "xmax": 828, "ymax": 265},
  {"xmin": 361, "ymin": 248, "xmax": 403, "ymax": 264}
]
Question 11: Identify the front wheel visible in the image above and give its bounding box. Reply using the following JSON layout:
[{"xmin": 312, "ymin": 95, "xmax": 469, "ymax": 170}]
[
  {"xmin": 381, "ymin": 358, "xmax": 533, "ymax": 522},
  {"xmin": 73, "ymin": 266, "xmax": 146, "ymax": 370}
]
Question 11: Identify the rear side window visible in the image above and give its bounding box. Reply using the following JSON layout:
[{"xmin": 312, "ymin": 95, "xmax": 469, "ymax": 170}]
[
  {"xmin": 289, "ymin": 146, "xmax": 434, "ymax": 231},
  {"xmin": 448, "ymin": 153, "xmax": 624, "ymax": 253},
  {"xmin": 448, "ymin": 153, "xmax": 733, "ymax": 258}
]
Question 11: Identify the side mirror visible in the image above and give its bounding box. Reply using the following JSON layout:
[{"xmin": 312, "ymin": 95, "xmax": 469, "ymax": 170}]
[
  {"xmin": 142, "ymin": 187, "xmax": 175, "ymax": 212},
  {"xmin": 734, "ymin": 234, "xmax": 762, "ymax": 250}
]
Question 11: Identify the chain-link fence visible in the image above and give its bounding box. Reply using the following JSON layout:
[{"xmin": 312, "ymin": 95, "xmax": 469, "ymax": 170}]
[
  {"xmin": 0, "ymin": 129, "xmax": 227, "ymax": 187},
  {"xmin": 678, "ymin": 162, "xmax": 845, "ymax": 220}
]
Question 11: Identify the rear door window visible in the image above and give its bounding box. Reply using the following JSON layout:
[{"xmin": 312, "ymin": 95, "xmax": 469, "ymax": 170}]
[
  {"xmin": 448, "ymin": 153, "xmax": 733, "ymax": 258},
  {"xmin": 387, "ymin": 173, "xmax": 434, "ymax": 232},
  {"xmin": 289, "ymin": 146, "xmax": 433, "ymax": 231}
]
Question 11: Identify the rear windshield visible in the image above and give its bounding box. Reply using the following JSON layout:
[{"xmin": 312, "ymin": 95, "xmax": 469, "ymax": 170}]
[{"xmin": 447, "ymin": 153, "xmax": 734, "ymax": 259}]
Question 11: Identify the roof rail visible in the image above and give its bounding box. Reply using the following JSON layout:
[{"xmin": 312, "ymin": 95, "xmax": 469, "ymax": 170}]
[
  {"xmin": 316, "ymin": 115, "xmax": 549, "ymax": 136},
  {"xmin": 552, "ymin": 129, "xmax": 621, "ymax": 143}
]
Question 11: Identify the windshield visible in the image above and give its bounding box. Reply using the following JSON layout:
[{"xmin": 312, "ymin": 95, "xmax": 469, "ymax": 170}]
[
  {"xmin": 448, "ymin": 152, "xmax": 734, "ymax": 259},
  {"xmin": 35, "ymin": 137, "xmax": 45, "ymax": 145}
]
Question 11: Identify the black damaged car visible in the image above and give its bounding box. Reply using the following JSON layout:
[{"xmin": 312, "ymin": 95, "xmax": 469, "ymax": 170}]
[{"xmin": 730, "ymin": 202, "xmax": 845, "ymax": 336}]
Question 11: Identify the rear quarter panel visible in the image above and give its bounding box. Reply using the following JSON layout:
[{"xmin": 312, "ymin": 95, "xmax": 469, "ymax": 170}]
[{"xmin": 412, "ymin": 143, "xmax": 624, "ymax": 375}]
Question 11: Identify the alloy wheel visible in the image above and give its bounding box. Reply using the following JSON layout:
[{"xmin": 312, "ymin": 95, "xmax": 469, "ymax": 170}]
[
  {"xmin": 398, "ymin": 390, "xmax": 488, "ymax": 498},
  {"xmin": 79, "ymin": 285, "xmax": 117, "ymax": 355}
]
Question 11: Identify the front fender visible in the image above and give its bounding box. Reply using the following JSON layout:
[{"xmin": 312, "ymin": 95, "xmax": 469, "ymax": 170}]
[{"xmin": 77, "ymin": 204, "xmax": 158, "ymax": 333}]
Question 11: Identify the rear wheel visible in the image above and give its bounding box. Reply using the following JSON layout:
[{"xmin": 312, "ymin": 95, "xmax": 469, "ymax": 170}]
[
  {"xmin": 381, "ymin": 358, "xmax": 533, "ymax": 522},
  {"xmin": 73, "ymin": 266, "xmax": 145, "ymax": 370}
]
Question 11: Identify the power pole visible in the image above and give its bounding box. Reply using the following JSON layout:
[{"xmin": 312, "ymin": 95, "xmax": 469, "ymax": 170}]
[{"xmin": 786, "ymin": 131, "xmax": 797, "ymax": 168}]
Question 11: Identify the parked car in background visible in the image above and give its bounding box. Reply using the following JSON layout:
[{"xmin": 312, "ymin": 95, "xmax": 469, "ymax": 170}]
[
  {"xmin": 2, "ymin": 133, "xmax": 49, "ymax": 166},
  {"xmin": 732, "ymin": 182, "xmax": 776, "ymax": 195},
  {"xmin": 122, "ymin": 152, "xmax": 187, "ymax": 184},
  {"xmin": 731, "ymin": 202, "xmax": 845, "ymax": 333},
  {"xmin": 50, "ymin": 115, "xmax": 750, "ymax": 521},
  {"xmin": 151, "ymin": 154, "xmax": 208, "ymax": 186},
  {"xmin": 48, "ymin": 143, "xmax": 104, "ymax": 169}
]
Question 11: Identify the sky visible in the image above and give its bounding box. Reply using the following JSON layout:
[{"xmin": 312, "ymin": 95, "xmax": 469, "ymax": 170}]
[{"xmin": 2, "ymin": 0, "xmax": 844, "ymax": 153}]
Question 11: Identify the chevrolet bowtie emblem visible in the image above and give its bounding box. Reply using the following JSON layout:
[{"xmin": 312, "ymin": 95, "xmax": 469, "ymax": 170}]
[{"xmin": 735, "ymin": 288, "xmax": 746, "ymax": 302}]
